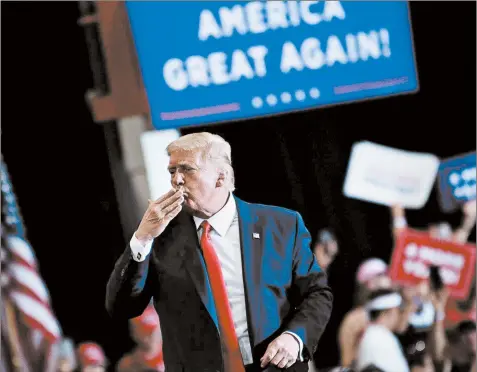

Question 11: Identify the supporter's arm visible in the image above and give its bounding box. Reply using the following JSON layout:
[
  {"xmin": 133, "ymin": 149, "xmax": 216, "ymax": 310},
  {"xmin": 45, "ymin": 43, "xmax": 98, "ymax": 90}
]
[
  {"xmin": 453, "ymin": 200, "xmax": 476, "ymax": 244},
  {"xmin": 428, "ymin": 288, "xmax": 449, "ymax": 364},
  {"xmin": 338, "ymin": 309, "xmax": 365, "ymax": 367},
  {"xmin": 391, "ymin": 204, "xmax": 408, "ymax": 241},
  {"xmin": 428, "ymin": 314, "xmax": 447, "ymax": 365},
  {"xmin": 396, "ymin": 285, "xmax": 417, "ymax": 334}
]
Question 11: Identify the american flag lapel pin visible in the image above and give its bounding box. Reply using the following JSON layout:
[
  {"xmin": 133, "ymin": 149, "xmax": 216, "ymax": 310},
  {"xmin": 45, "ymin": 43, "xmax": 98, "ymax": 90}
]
[{"xmin": 253, "ymin": 232, "xmax": 260, "ymax": 239}]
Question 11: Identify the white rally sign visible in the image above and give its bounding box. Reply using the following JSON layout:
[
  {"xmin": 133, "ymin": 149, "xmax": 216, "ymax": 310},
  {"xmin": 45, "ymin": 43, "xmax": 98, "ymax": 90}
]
[{"xmin": 343, "ymin": 141, "xmax": 439, "ymax": 209}]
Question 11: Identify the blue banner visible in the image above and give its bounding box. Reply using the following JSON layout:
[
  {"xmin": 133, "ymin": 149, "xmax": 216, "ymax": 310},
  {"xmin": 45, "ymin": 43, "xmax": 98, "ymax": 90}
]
[
  {"xmin": 126, "ymin": 1, "xmax": 418, "ymax": 130},
  {"xmin": 437, "ymin": 152, "xmax": 476, "ymax": 213}
]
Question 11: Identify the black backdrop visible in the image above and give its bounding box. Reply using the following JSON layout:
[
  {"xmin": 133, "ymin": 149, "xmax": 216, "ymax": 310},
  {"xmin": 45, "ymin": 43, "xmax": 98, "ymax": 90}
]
[{"xmin": 2, "ymin": 1, "xmax": 475, "ymax": 369}]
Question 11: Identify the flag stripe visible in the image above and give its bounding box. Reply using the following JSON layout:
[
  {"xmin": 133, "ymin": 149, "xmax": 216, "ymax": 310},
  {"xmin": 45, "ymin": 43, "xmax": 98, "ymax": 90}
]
[
  {"xmin": 7, "ymin": 236, "xmax": 36, "ymax": 268},
  {"xmin": 10, "ymin": 291, "xmax": 61, "ymax": 342},
  {"xmin": 9, "ymin": 263, "xmax": 50, "ymax": 305}
]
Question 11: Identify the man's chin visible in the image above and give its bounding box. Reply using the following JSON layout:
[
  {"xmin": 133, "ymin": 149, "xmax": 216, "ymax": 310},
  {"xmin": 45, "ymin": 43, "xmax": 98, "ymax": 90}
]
[
  {"xmin": 182, "ymin": 201, "xmax": 195, "ymax": 214},
  {"xmin": 183, "ymin": 201, "xmax": 209, "ymax": 219}
]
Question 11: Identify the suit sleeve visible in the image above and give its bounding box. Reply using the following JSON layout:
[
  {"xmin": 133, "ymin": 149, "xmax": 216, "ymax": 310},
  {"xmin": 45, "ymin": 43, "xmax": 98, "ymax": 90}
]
[
  {"xmin": 283, "ymin": 212, "xmax": 333, "ymax": 360},
  {"xmin": 105, "ymin": 237, "xmax": 156, "ymax": 320}
]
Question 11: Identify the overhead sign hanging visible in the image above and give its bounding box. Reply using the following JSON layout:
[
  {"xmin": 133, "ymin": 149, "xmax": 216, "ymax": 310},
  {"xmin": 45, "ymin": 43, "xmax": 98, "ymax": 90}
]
[{"xmin": 126, "ymin": 1, "xmax": 418, "ymax": 129}]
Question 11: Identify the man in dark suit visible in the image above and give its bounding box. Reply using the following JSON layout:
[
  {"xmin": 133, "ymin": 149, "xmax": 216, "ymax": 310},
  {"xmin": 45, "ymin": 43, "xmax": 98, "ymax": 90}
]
[{"xmin": 106, "ymin": 132, "xmax": 333, "ymax": 372}]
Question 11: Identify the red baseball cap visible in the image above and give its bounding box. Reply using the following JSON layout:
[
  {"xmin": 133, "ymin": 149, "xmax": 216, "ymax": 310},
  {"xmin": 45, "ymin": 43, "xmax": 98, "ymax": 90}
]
[
  {"xmin": 131, "ymin": 305, "xmax": 160, "ymax": 336},
  {"xmin": 77, "ymin": 342, "xmax": 106, "ymax": 367}
]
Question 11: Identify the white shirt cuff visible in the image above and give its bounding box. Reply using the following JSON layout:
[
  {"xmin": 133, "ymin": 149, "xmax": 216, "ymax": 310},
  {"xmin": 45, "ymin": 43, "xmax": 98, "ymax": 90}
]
[
  {"xmin": 129, "ymin": 234, "xmax": 153, "ymax": 262},
  {"xmin": 283, "ymin": 331, "xmax": 305, "ymax": 362}
]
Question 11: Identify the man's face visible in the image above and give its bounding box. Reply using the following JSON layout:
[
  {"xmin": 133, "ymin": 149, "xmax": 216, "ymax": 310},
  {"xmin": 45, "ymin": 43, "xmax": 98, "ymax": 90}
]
[
  {"xmin": 387, "ymin": 307, "xmax": 401, "ymax": 331},
  {"xmin": 323, "ymin": 240, "xmax": 338, "ymax": 258},
  {"xmin": 313, "ymin": 241, "xmax": 338, "ymax": 270},
  {"xmin": 366, "ymin": 274, "xmax": 392, "ymax": 291},
  {"xmin": 168, "ymin": 150, "xmax": 220, "ymax": 216}
]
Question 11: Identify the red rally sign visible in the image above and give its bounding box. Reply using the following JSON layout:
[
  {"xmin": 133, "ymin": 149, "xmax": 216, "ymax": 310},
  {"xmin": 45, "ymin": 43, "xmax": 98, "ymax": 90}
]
[{"xmin": 389, "ymin": 228, "xmax": 476, "ymax": 300}]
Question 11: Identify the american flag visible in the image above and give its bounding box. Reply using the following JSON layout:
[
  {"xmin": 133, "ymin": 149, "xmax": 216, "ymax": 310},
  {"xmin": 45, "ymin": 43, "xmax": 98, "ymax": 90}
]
[{"xmin": 1, "ymin": 158, "xmax": 63, "ymax": 370}]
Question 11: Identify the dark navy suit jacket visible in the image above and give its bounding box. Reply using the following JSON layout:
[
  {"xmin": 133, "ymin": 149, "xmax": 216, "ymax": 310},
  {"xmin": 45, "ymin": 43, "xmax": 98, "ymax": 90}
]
[{"xmin": 106, "ymin": 196, "xmax": 333, "ymax": 372}]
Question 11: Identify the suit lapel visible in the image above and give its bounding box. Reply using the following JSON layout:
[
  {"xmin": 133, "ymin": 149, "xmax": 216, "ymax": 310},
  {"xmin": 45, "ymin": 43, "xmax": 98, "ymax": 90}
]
[
  {"xmin": 175, "ymin": 212, "xmax": 219, "ymax": 330},
  {"xmin": 235, "ymin": 197, "xmax": 264, "ymax": 347}
]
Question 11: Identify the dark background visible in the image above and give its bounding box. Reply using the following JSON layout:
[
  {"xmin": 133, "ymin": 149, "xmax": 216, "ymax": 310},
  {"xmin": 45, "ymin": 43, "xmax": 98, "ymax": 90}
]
[{"xmin": 2, "ymin": 1, "xmax": 475, "ymax": 369}]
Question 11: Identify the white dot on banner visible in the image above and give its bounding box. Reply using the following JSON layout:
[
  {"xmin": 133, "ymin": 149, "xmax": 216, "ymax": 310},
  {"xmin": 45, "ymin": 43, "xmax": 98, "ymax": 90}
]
[
  {"xmin": 462, "ymin": 168, "xmax": 475, "ymax": 182},
  {"xmin": 251, "ymin": 97, "xmax": 263, "ymax": 108},
  {"xmin": 281, "ymin": 92, "xmax": 292, "ymax": 103},
  {"xmin": 449, "ymin": 172, "xmax": 460, "ymax": 186},
  {"xmin": 309, "ymin": 88, "xmax": 320, "ymax": 99},
  {"xmin": 266, "ymin": 94, "xmax": 277, "ymax": 106},
  {"xmin": 405, "ymin": 243, "xmax": 418, "ymax": 258},
  {"xmin": 295, "ymin": 90, "xmax": 306, "ymax": 101}
]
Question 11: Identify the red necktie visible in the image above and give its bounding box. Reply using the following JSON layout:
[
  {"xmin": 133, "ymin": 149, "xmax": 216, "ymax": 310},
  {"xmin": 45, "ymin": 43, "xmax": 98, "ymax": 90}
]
[{"xmin": 200, "ymin": 221, "xmax": 245, "ymax": 372}]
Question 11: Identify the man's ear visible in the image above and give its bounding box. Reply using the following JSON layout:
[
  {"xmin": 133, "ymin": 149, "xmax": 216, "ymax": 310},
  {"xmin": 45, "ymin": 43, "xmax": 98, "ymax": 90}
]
[{"xmin": 216, "ymin": 170, "xmax": 226, "ymax": 188}]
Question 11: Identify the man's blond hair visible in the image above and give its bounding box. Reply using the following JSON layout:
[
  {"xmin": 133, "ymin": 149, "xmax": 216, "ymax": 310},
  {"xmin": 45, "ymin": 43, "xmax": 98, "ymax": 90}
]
[{"xmin": 166, "ymin": 132, "xmax": 235, "ymax": 191}]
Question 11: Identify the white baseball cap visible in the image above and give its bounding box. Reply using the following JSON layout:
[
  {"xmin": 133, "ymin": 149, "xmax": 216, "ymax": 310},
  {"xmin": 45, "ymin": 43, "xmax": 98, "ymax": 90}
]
[{"xmin": 356, "ymin": 258, "xmax": 388, "ymax": 284}]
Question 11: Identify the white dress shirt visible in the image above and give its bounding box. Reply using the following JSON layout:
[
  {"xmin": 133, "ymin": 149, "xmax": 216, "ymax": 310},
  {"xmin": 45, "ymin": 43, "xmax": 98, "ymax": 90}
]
[
  {"xmin": 356, "ymin": 324, "xmax": 410, "ymax": 372},
  {"xmin": 130, "ymin": 193, "xmax": 304, "ymax": 365}
]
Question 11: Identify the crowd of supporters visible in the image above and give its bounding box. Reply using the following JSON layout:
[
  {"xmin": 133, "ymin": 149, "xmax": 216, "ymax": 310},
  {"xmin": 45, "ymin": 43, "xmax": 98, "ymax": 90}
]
[{"xmin": 1, "ymin": 157, "xmax": 475, "ymax": 372}]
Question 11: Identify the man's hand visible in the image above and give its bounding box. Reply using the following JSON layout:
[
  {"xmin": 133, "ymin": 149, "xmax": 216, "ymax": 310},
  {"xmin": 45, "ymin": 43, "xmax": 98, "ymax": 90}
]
[
  {"xmin": 453, "ymin": 200, "xmax": 476, "ymax": 243},
  {"xmin": 135, "ymin": 189, "xmax": 183, "ymax": 244},
  {"xmin": 463, "ymin": 200, "xmax": 477, "ymax": 220},
  {"xmin": 431, "ymin": 287, "xmax": 449, "ymax": 313},
  {"xmin": 260, "ymin": 333, "xmax": 299, "ymax": 369},
  {"xmin": 314, "ymin": 247, "xmax": 333, "ymax": 272}
]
